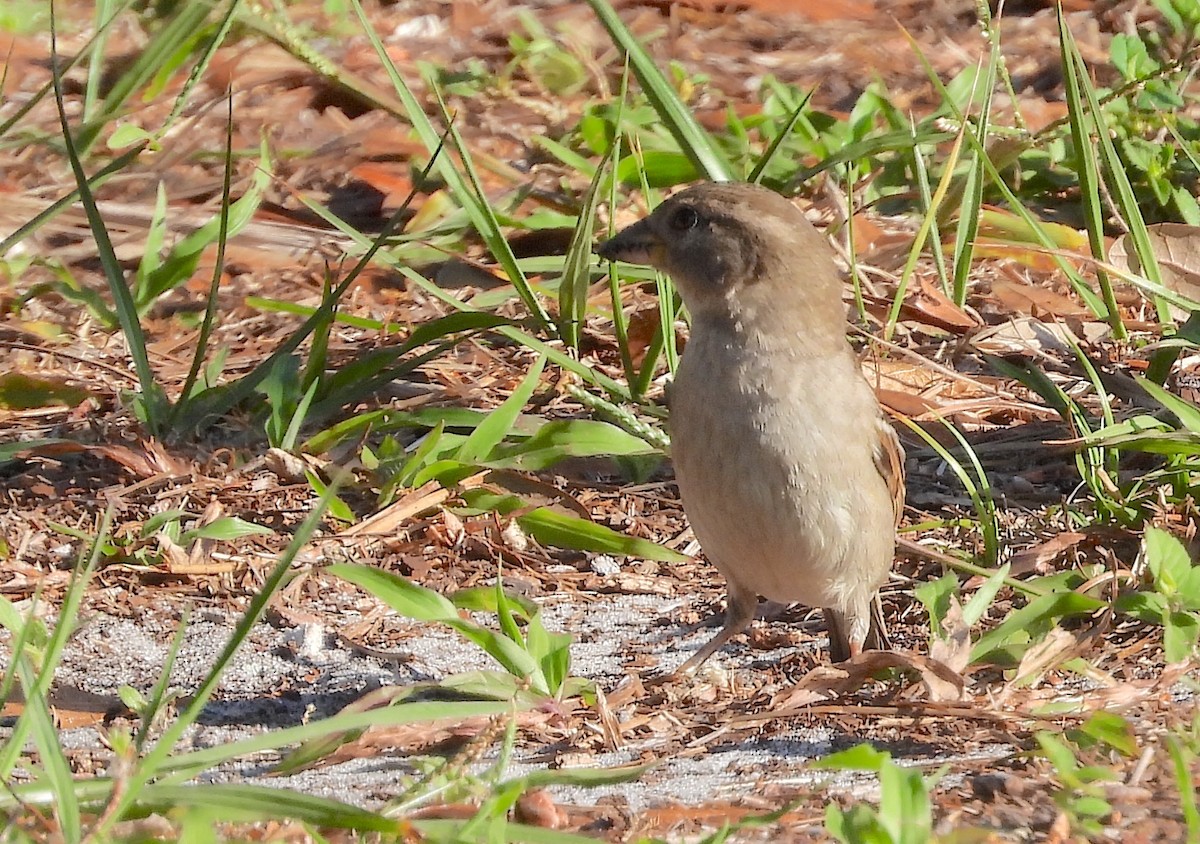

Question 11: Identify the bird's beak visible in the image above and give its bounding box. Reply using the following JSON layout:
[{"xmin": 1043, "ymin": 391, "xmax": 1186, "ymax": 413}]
[{"xmin": 596, "ymin": 218, "xmax": 665, "ymax": 267}]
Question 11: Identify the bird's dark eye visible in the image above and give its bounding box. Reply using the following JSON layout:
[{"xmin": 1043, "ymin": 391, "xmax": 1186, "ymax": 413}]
[{"xmin": 669, "ymin": 206, "xmax": 701, "ymax": 231}]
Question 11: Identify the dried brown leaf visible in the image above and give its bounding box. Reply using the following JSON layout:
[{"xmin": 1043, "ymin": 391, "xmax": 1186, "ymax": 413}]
[
  {"xmin": 1110, "ymin": 222, "xmax": 1200, "ymax": 316},
  {"xmin": 1007, "ymin": 531, "xmax": 1087, "ymax": 577},
  {"xmin": 930, "ymin": 597, "xmax": 971, "ymax": 674},
  {"xmin": 773, "ymin": 649, "xmax": 965, "ymax": 709}
]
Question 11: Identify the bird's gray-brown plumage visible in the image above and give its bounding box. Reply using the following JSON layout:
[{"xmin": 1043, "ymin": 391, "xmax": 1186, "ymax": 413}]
[{"xmin": 597, "ymin": 182, "xmax": 905, "ymax": 672}]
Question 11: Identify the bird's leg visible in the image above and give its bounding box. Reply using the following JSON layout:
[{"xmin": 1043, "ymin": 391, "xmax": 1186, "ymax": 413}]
[
  {"xmin": 675, "ymin": 598, "xmax": 787, "ymax": 639},
  {"xmin": 823, "ymin": 608, "xmax": 853, "ymax": 663},
  {"xmin": 825, "ymin": 598, "xmax": 889, "ymax": 662},
  {"xmin": 675, "ymin": 582, "xmax": 758, "ymax": 676},
  {"xmin": 849, "ymin": 610, "xmax": 869, "ymax": 659}
]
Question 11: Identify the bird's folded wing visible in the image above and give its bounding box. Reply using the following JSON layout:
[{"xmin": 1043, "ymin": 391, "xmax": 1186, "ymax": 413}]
[{"xmin": 874, "ymin": 418, "xmax": 906, "ymax": 527}]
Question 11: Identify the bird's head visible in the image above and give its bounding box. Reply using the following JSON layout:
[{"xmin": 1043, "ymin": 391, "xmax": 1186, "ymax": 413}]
[{"xmin": 597, "ymin": 182, "xmax": 841, "ymax": 327}]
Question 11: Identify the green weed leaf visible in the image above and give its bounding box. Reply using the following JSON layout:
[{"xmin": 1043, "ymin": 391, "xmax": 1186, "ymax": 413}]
[
  {"xmin": 328, "ymin": 563, "xmax": 457, "ymax": 622},
  {"xmin": 1145, "ymin": 526, "xmax": 1194, "ymax": 596},
  {"xmin": 1076, "ymin": 711, "xmax": 1138, "ymax": 757},
  {"xmin": 182, "ymin": 518, "xmax": 274, "ymax": 543},
  {"xmin": 516, "ymin": 506, "xmax": 688, "ymax": 563},
  {"xmin": 0, "ymin": 373, "xmax": 89, "ymax": 410},
  {"xmin": 486, "ymin": 420, "xmax": 658, "ymax": 471},
  {"xmin": 1139, "ymin": 377, "xmax": 1200, "ymax": 435},
  {"xmin": 914, "ymin": 572, "xmax": 957, "ymax": 636},
  {"xmin": 614, "ymin": 150, "xmax": 700, "ymax": 187},
  {"xmin": 813, "ymin": 744, "xmax": 890, "ymax": 772},
  {"xmin": 586, "ymin": 0, "xmax": 732, "ymax": 181},
  {"xmin": 971, "ymin": 592, "xmax": 1104, "ymax": 665},
  {"xmin": 456, "ymin": 356, "xmax": 546, "ymax": 465}
]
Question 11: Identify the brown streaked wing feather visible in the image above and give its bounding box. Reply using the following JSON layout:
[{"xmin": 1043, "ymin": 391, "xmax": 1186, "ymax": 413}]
[{"xmin": 874, "ymin": 417, "xmax": 906, "ymax": 527}]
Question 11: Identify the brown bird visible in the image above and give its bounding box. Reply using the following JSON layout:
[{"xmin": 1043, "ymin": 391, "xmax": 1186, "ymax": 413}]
[{"xmin": 597, "ymin": 182, "xmax": 904, "ymax": 673}]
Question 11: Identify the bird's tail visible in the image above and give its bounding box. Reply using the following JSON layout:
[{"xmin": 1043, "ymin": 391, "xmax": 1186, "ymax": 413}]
[{"xmin": 824, "ymin": 596, "xmax": 890, "ymax": 663}]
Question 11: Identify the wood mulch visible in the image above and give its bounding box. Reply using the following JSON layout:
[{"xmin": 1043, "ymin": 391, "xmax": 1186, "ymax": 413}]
[{"xmin": 1, "ymin": 1, "xmax": 1197, "ymax": 839}]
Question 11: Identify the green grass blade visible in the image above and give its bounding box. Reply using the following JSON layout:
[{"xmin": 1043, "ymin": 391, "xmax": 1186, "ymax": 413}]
[
  {"xmin": 606, "ymin": 60, "xmax": 637, "ymax": 386},
  {"xmin": 346, "ymin": 0, "xmax": 553, "ymax": 331},
  {"xmin": 531, "ymin": 135, "xmax": 599, "ymax": 177},
  {"xmin": 23, "ymin": 680, "xmax": 80, "ymax": 841},
  {"xmin": 0, "ymin": 600, "xmax": 44, "ymax": 780},
  {"xmin": 134, "ymin": 784, "xmax": 402, "ymax": 831},
  {"xmin": 1064, "ymin": 13, "xmax": 1176, "ymax": 378},
  {"xmin": 177, "ymin": 133, "xmax": 445, "ymax": 432},
  {"xmin": 3, "ymin": 533, "xmax": 107, "ymax": 842},
  {"xmin": 491, "ymin": 318, "xmax": 633, "ymax": 400},
  {"xmin": 653, "ymin": 271, "xmax": 680, "ymax": 375},
  {"xmin": 332, "ymin": 563, "xmax": 546, "ymax": 688},
  {"xmin": 909, "ymin": 121, "xmax": 949, "ymax": 293},
  {"xmin": 134, "ymin": 608, "xmax": 189, "ymax": 750},
  {"xmin": 83, "ymin": 0, "xmax": 119, "ymax": 119},
  {"xmin": 0, "ymin": 510, "xmax": 108, "ymax": 789},
  {"xmin": 158, "ymin": 701, "xmax": 513, "ymax": 783},
  {"xmin": 405, "ymin": 271, "xmax": 636, "ymax": 400},
  {"xmin": 49, "ymin": 13, "xmax": 166, "ymax": 433},
  {"xmin": 137, "ymin": 150, "xmax": 268, "ymax": 311},
  {"xmin": 631, "ymin": 313, "xmax": 667, "ymax": 400},
  {"xmin": 939, "ymin": 418, "xmax": 999, "ymax": 565},
  {"xmin": 559, "ymin": 147, "xmax": 613, "ymax": 348},
  {"xmin": 626, "ymin": 151, "xmax": 679, "ymax": 383},
  {"xmin": 951, "ymin": 48, "xmax": 998, "ymax": 307},
  {"xmin": 1068, "ymin": 338, "xmax": 1121, "ymax": 484},
  {"xmin": 1165, "ymin": 736, "xmax": 1200, "ymax": 842},
  {"xmin": 904, "ymin": 27, "xmax": 1109, "ymax": 319},
  {"xmin": 134, "ymin": 183, "xmax": 169, "ymax": 287},
  {"xmin": 137, "ymin": 148, "xmax": 269, "ymax": 310},
  {"xmin": 167, "ymin": 99, "xmax": 236, "ymax": 431},
  {"xmin": 748, "ymin": 88, "xmax": 814, "ymax": 185},
  {"xmin": 161, "ymin": 0, "xmax": 242, "ymax": 131},
  {"xmin": 790, "ymin": 126, "xmax": 956, "ymax": 186},
  {"xmin": 899, "ymin": 417, "xmax": 998, "ymax": 564},
  {"xmin": 329, "ymin": 564, "xmax": 458, "ymax": 620},
  {"xmin": 0, "ymin": 146, "xmax": 144, "ymax": 257},
  {"xmin": 245, "ymin": 295, "xmax": 401, "ymax": 331},
  {"xmin": 423, "ymin": 72, "xmax": 555, "ymax": 332},
  {"xmin": 486, "ymin": 419, "xmax": 657, "ymax": 470},
  {"xmin": 586, "ymin": 0, "xmax": 732, "ymax": 181},
  {"xmin": 970, "ymin": 592, "xmax": 1104, "ymax": 665},
  {"xmin": 516, "ymin": 507, "xmax": 688, "ymax": 563},
  {"xmin": 845, "ymin": 168, "xmax": 868, "ymax": 324},
  {"xmin": 1137, "ymin": 376, "xmax": 1200, "ymax": 434},
  {"xmin": 0, "ymin": 697, "xmax": 505, "ymax": 809},
  {"xmin": 0, "ymin": 0, "xmax": 134, "ymax": 140},
  {"xmin": 75, "ymin": 1, "xmax": 216, "ymax": 154},
  {"xmin": 445, "ymin": 617, "xmax": 546, "ymax": 690},
  {"xmin": 1067, "ymin": 20, "xmax": 1166, "ymax": 297},
  {"xmin": 950, "ymin": 148, "xmax": 985, "ymax": 307},
  {"xmin": 886, "ymin": 124, "xmax": 966, "ymax": 339},
  {"xmin": 457, "ymin": 356, "xmax": 546, "ymax": 465},
  {"xmin": 293, "ymin": 185, "xmax": 635, "ymax": 402},
  {"xmin": 1058, "ymin": 6, "xmax": 1127, "ymax": 340},
  {"xmin": 94, "ymin": 482, "xmax": 338, "ymax": 836}
]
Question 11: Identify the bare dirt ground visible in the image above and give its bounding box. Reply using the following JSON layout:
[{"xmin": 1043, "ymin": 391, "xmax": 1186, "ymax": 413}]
[{"xmin": 2, "ymin": 0, "xmax": 1198, "ymax": 840}]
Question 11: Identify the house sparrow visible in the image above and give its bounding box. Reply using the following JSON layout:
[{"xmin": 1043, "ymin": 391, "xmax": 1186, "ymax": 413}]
[{"xmin": 597, "ymin": 182, "xmax": 904, "ymax": 672}]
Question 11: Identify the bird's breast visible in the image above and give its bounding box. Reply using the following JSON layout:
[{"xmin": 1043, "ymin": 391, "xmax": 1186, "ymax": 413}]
[{"xmin": 667, "ymin": 327, "xmax": 894, "ymax": 606}]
